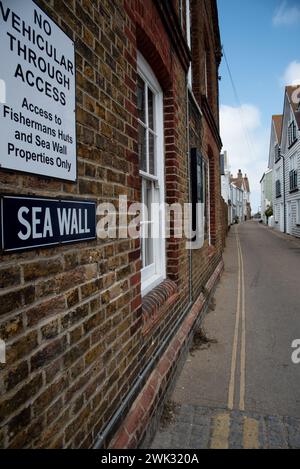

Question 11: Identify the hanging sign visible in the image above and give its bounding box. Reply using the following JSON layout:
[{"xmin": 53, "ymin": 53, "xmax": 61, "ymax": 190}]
[{"xmin": 0, "ymin": 0, "xmax": 76, "ymax": 181}]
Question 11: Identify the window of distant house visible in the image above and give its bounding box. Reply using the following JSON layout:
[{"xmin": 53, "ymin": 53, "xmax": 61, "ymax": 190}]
[
  {"xmin": 274, "ymin": 143, "xmax": 281, "ymax": 163},
  {"xmin": 289, "ymin": 153, "xmax": 298, "ymax": 191},
  {"xmin": 288, "ymin": 119, "xmax": 297, "ymax": 147},
  {"xmin": 276, "ymin": 168, "xmax": 281, "ymax": 197},
  {"xmin": 137, "ymin": 52, "xmax": 166, "ymax": 296}
]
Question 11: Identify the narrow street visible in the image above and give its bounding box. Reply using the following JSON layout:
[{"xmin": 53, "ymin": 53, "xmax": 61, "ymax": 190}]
[{"xmin": 151, "ymin": 221, "xmax": 300, "ymax": 449}]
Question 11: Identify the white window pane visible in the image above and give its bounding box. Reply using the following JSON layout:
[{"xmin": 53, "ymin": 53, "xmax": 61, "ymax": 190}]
[
  {"xmin": 141, "ymin": 180, "xmax": 154, "ymax": 267},
  {"xmin": 144, "ymin": 235, "xmax": 153, "ymax": 267},
  {"xmin": 149, "ymin": 132, "xmax": 156, "ymax": 176},
  {"xmin": 138, "ymin": 124, "xmax": 147, "ymax": 172},
  {"xmin": 148, "ymin": 87, "xmax": 155, "ymax": 130},
  {"xmin": 137, "ymin": 75, "xmax": 146, "ymax": 123},
  {"xmin": 145, "ymin": 181, "xmax": 154, "ymax": 266}
]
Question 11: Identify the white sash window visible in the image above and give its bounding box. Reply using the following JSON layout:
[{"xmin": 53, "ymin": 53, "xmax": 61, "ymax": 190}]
[{"xmin": 137, "ymin": 53, "xmax": 166, "ymax": 296}]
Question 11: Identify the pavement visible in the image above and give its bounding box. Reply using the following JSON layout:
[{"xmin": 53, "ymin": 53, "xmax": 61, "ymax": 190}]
[{"xmin": 150, "ymin": 221, "xmax": 300, "ymax": 449}]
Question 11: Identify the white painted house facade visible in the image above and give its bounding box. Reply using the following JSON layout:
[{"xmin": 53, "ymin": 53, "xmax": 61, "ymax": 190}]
[
  {"xmin": 230, "ymin": 182, "xmax": 244, "ymax": 224},
  {"xmin": 268, "ymin": 86, "xmax": 300, "ymax": 237},
  {"xmin": 221, "ymin": 151, "xmax": 232, "ymax": 226},
  {"xmin": 282, "ymin": 86, "xmax": 300, "ymax": 237},
  {"xmin": 260, "ymin": 169, "xmax": 273, "ymax": 224},
  {"xmin": 268, "ymin": 114, "xmax": 284, "ymax": 232}
]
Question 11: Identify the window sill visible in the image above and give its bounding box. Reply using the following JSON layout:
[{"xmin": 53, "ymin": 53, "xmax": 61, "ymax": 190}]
[
  {"xmin": 290, "ymin": 188, "xmax": 299, "ymax": 193},
  {"xmin": 142, "ymin": 279, "xmax": 179, "ymax": 335},
  {"xmin": 141, "ymin": 273, "xmax": 165, "ymax": 297}
]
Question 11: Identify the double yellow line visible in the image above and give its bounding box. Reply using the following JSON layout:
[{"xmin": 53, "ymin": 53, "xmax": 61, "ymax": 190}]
[{"xmin": 227, "ymin": 227, "xmax": 246, "ymax": 411}]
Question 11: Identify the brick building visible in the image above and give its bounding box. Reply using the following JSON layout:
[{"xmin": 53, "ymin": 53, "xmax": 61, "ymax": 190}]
[{"xmin": 0, "ymin": 0, "xmax": 224, "ymax": 448}]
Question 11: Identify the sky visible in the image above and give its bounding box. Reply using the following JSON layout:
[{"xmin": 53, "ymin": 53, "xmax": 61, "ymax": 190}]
[{"xmin": 217, "ymin": 0, "xmax": 300, "ymax": 213}]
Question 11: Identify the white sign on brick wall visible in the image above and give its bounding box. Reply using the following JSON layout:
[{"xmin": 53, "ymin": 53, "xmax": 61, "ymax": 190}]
[{"xmin": 0, "ymin": 0, "xmax": 76, "ymax": 181}]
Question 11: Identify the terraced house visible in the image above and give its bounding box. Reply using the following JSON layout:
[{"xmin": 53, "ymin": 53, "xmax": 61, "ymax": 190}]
[
  {"xmin": 0, "ymin": 0, "xmax": 225, "ymax": 449},
  {"xmin": 282, "ymin": 86, "xmax": 300, "ymax": 237},
  {"xmin": 269, "ymin": 114, "xmax": 284, "ymax": 232},
  {"xmin": 268, "ymin": 86, "xmax": 300, "ymax": 236}
]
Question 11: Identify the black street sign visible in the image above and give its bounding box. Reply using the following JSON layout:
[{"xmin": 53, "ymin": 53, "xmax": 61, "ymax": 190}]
[{"xmin": 0, "ymin": 195, "xmax": 96, "ymax": 253}]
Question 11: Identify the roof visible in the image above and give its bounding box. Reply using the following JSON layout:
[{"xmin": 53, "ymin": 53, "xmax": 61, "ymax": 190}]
[
  {"xmin": 286, "ymin": 85, "xmax": 300, "ymax": 130},
  {"xmin": 230, "ymin": 177, "xmax": 242, "ymax": 189},
  {"xmin": 272, "ymin": 114, "xmax": 283, "ymax": 143},
  {"xmin": 230, "ymin": 181, "xmax": 242, "ymax": 191},
  {"xmin": 230, "ymin": 175, "xmax": 250, "ymax": 192}
]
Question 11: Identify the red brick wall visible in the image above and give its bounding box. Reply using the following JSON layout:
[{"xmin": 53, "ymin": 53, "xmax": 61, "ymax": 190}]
[
  {"xmin": 0, "ymin": 0, "xmax": 142, "ymax": 449},
  {"xmin": 0, "ymin": 0, "xmax": 223, "ymax": 449},
  {"xmin": 189, "ymin": 0, "xmax": 223, "ymax": 300}
]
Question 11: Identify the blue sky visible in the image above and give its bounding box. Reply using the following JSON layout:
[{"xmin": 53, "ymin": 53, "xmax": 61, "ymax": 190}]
[{"xmin": 217, "ymin": 0, "xmax": 300, "ymax": 212}]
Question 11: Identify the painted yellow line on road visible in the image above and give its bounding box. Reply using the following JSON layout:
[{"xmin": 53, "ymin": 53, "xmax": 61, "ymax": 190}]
[
  {"xmin": 238, "ymin": 238, "xmax": 246, "ymax": 411},
  {"xmin": 227, "ymin": 228, "xmax": 241, "ymax": 410},
  {"xmin": 210, "ymin": 412, "xmax": 231, "ymax": 449},
  {"xmin": 243, "ymin": 416, "xmax": 259, "ymax": 449}
]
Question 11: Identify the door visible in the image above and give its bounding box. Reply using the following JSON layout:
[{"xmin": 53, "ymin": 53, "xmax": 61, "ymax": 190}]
[
  {"xmin": 287, "ymin": 202, "xmax": 292, "ymax": 234},
  {"xmin": 280, "ymin": 203, "xmax": 284, "ymax": 232}
]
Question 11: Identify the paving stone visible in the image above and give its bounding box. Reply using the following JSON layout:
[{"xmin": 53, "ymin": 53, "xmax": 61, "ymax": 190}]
[
  {"xmin": 150, "ymin": 405, "xmax": 300, "ymax": 449},
  {"xmin": 151, "ymin": 431, "xmax": 172, "ymax": 449},
  {"xmin": 228, "ymin": 412, "xmax": 244, "ymax": 449},
  {"xmin": 177, "ymin": 406, "xmax": 195, "ymax": 424},
  {"xmin": 265, "ymin": 415, "xmax": 288, "ymax": 449},
  {"xmin": 285, "ymin": 416, "xmax": 300, "ymax": 449},
  {"xmin": 189, "ymin": 423, "xmax": 211, "ymax": 449}
]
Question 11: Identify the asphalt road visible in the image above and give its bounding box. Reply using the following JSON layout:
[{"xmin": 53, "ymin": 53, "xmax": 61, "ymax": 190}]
[
  {"xmin": 240, "ymin": 220, "xmax": 300, "ymax": 417},
  {"xmin": 151, "ymin": 221, "xmax": 300, "ymax": 448}
]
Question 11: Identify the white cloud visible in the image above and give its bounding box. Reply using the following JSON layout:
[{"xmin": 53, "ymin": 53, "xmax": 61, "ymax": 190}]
[
  {"xmin": 282, "ymin": 61, "xmax": 300, "ymax": 86},
  {"xmin": 220, "ymin": 104, "xmax": 269, "ymax": 213},
  {"xmin": 272, "ymin": 1, "xmax": 300, "ymax": 26}
]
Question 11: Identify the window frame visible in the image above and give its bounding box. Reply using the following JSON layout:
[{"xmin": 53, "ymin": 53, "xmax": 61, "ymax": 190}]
[
  {"xmin": 274, "ymin": 143, "xmax": 281, "ymax": 163},
  {"xmin": 288, "ymin": 120, "xmax": 297, "ymax": 148},
  {"xmin": 289, "ymin": 153, "xmax": 298, "ymax": 191},
  {"xmin": 137, "ymin": 52, "xmax": 166, "ymax": 296},
  {"xmin": 276, "ymin": 179, "xmax": 281, "ymax": 198}
]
